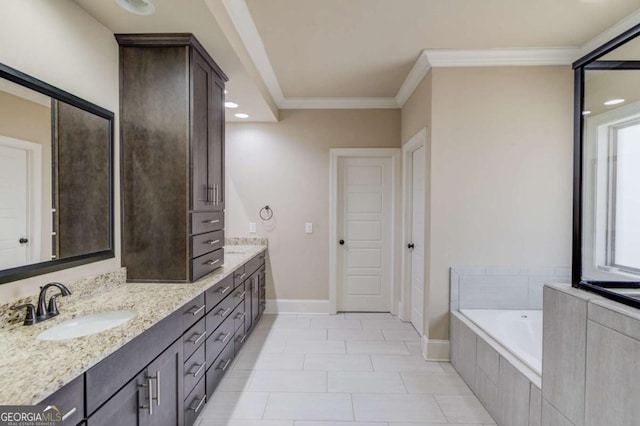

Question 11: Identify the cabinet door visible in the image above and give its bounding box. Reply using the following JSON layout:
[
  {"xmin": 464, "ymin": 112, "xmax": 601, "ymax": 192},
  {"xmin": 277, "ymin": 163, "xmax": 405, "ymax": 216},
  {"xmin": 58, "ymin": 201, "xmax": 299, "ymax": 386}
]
[
  {"xmin": 147, "ymin": 339, "xmax": 184, "ymax": 426},
  {"xmin": 87, "ymin": 372, "xmax": 149, "ymax": 426},
  {"xmin": 251, "ymin": 274, "xmax": 259, "ymax": 325},
  {"xmin": 209, "ymin": 76, "xmax": 225, "ymax": 211},
  {"xmin": 191, "ymin": 49, "xmax": 214, "ymax": 212}
]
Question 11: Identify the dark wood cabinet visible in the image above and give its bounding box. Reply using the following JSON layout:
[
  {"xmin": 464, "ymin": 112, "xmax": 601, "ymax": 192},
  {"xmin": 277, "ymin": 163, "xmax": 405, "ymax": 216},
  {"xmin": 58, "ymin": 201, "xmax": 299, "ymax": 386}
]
[
  {"xmin": 116, "ymin": 33, "xmax": 228, "ymax": 283},
  {"xmin": 40, "ymin": 374, "xmax": 84, "ymax": 425},
  {"xmin": 146, "ymin": 339, "xmax": 184, "ymax": 426},
  {"xmin": 86, "ymin": 371, "xmax": 149, "ymax": 426}
]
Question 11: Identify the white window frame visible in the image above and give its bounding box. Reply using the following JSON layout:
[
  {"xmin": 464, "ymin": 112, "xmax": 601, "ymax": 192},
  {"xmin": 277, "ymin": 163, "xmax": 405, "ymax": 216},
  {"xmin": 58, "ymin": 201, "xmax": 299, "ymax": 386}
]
[{"xmin": 584, "ymin": 100, "xmax": 640, "ymax": 281}]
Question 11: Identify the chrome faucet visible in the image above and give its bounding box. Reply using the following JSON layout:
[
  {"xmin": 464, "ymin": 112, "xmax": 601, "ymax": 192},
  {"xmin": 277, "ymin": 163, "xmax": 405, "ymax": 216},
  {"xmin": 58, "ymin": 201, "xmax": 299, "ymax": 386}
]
[{"xmin": 11, "ymin": 282, "xmax": 72, "ymax": 326}]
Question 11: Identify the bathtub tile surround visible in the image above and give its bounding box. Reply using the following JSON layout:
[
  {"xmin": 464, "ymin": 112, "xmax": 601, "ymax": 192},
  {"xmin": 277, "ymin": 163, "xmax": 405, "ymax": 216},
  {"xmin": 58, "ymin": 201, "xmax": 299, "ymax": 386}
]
[
  {"xmin": 543, "ymin": 284, "xmax": 640, "ymax": 426},
  {"xmin": 0, "ymin": 245, "xmax": 266, "ymax": 405},
  {"xmin": 450, "ymin": 266, "xmax": 570, "ymax": 311},
  {"xmin": 196, "ymin": 313, "xmax": 496, "ymax": 425},
  {"xmin": 450, "ymin": 312, "xmax": 541, "ymax": 426}
]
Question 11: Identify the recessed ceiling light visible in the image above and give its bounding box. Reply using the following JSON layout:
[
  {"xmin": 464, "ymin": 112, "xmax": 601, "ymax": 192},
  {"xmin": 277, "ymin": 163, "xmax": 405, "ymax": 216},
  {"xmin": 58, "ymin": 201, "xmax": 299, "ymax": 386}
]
[
  {"xmin": 225, "ymin": 102, "xmax": 239, "ymax": 109},
  {"xmin": 116, "ymin": 0, "xmax": 155, "ymax": 16},
  {"xmin": 582, "ymin": 111, "xmax": 592, "ymax": 116},
  {"xmin": 235, "ymin": 113, "xmax": 249, "ymax": 119},
  {"xmin": 604, "ymin": 99, "xmax": 625, "ymax": 106}
]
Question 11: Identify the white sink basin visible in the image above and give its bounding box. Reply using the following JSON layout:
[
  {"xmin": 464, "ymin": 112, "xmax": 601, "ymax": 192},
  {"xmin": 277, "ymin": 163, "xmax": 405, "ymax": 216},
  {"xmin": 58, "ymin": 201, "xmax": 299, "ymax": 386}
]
[{"xmin": 37, "ymin": 310, "xmax": 136, "ymax": 341}]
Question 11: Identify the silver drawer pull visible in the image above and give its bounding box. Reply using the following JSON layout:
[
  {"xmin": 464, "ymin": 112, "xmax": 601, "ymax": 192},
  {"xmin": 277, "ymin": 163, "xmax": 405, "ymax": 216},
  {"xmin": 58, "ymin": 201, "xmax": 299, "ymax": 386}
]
[
  {"xmin": 236, "ymin": 312, "xmax": 246, "ymax": 320},
  {"xmin": 205, "ymin": 219, "xmax": 221, "ymax": 224},
  {"xmin": 206, "ymin": 259, "xmax": 220, "ymax": 266},
  {"xmin": 236, "ymin": 334, "xmax": 247, "ymax": 344},
  {"xmin": 188, "ymin": 305, "xmax": 205, "ymax": 316},
  {"xmin": 217, "ymin": 358, "xmax": 231, "ymax": 372},
  {"xmin": 236, "ymin": 272, "xmax": 246, "ymax": 280},
  {"xmin": 190, "ymin": 396, "xmax": 206, "ymax": 413},
  {"xmin": 217, "ymin": 285, "xmax": 231, "ymax": 295},
  {"xmin": 216, "ymin": 332, "xmax": 231, "ymax": 343},
  {"xmin": 190, "ymin": 331, "xmax": 206, "ymax": 345},
  {"xmin": 140, "ymin": 377, "xmax": 153, "ymax": 415},
  {"xmin": 191, "ymin": 363, "xmax": 206, "ymax": 378},
  {"xmin": 205, "ymin": 239, "xmax": 221, "ymax": 245},
  {"xmin": 235, "ymin": 291, "xmax": 246, "ymax": 299},
  {"xmin": 217, "ymin": 307, "xmax": 231, "ymax": 317},
  {"xmin": 62, "ymin": 407, "xmax": 77, "ymax": 421}
]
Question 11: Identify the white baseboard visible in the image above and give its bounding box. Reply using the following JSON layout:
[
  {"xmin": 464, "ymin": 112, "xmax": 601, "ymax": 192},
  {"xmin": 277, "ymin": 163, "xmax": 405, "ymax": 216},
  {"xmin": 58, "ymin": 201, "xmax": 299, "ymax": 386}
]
[
  {"xmin": 422, "ymin": 336, "xmax": 450, "ymax": 361},
  {"xmin": 264, "ymin": 299, "xmax": 331, "ymax": 314}
]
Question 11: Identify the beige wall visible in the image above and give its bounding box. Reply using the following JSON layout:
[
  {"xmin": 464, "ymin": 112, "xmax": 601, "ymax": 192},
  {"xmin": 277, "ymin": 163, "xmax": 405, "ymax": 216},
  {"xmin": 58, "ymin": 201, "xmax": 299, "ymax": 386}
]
[
  {"xmin": 427, "ymin": 66, "xmax": 574, "ymax": 340},
  {"xmin": 401, "ymin": 71, "xmax": 432, "ymax": 144},
  {"xmin": 226, "ymin": 109, "xmax": 401, "ymax": 301},
  {"xmin": 0, "ymin": 0, "xmax": 119, "ymax": 302}
]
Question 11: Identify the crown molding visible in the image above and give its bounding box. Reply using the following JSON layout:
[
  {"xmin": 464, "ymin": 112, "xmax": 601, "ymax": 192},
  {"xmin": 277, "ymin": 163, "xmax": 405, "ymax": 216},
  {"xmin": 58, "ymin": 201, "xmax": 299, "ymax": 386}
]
[
  {"xmin": 424, "ymin": 47, "xmax": 580, "ymax": 68},
  {"xmin": 580, "ymin": 7, "xmax": 640, "ymax": 57},
  {"xmin": 395, "ymin": 51, "xmax": 431, "ymax": 107},
  {"xmin": 280, "ymin": 97, "xmax": 400, "ymax": 109},
  {"xmin": 221, "ymin": 0, "xmax": 284, "ymax": 105}
]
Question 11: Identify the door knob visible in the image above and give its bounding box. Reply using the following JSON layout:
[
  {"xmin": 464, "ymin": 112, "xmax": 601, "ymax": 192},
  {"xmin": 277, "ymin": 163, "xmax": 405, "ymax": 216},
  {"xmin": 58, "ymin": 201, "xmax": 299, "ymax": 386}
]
[
  {"xmin": 408, "ymin": 243, "xmax": 415, "ymax": 249},
  {"xmin": 19, "ymin": 238, "xmax": 29, "ymax": 244},
  {"xmin": 339, "ymin": 239, "xmax": 344, "ymax": 245}
]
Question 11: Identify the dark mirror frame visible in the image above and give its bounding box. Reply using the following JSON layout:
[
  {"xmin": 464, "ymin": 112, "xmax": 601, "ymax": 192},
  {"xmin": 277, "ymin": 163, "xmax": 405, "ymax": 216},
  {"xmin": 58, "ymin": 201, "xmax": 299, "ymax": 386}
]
[
  {"xmin": 572, "ymin": 23, "xmax": 640, "ymax": 308},
  {"xmin": 0, "ymin": 62, "xmax": 114, "ymax": 284}
]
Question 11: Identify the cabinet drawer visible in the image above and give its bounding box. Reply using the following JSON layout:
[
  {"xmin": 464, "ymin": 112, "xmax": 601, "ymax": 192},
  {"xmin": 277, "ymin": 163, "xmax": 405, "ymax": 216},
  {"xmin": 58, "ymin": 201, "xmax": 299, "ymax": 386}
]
[
  {"xmin": 206, "ymin": 292, "xmax": 235, "ymax": 332},
  {"xmin": 231, "ymin": 297, "xmax": 246, "ymax": 332},
  {"xmin": 192, "ymin": 248, "xmax": 224, "ymax": 281},
  {"xmin": 191, "ymin": 211, "xmax": 224, "ymax": 235},
  {"xmin": 183, "ymin": 293, "xmax": 206, "ymax": 332},
  {"xmin": 206, "ymin": 274, "xmax": 233, "ymax": 312},
  {"xmin": 183, "ymin": 316, "xmax": 206, "ymax": 361},
  {"xmin": 231, "ymin": 282, "xmax": 246, "ymax": 307},
  {"xmin": 192, "ymin": 230, "xmax": 224, "ymax": 259},
  {"xmin": 245, "ymin": 253, "xmax": 265, "ymax": 276},
  {"xmin": 206, "ymin": 314, "xmax": 235, "ymax": 366},
  {"xmin": 233, "ymin": 265, "xmax": 247, "ymax": 287},
  {"xmin": 206, "ymin": 338, "xmax": 234, "ymax": 395},
  {"xmin": 234, "ymin": 323, "xmax": 247, "ymax": 353},
  {"xmin": 184, "ymin": 343, "xmax": 206, "ymax": 397},
  {"xmin": 184, "ymin": 377, "xmax": 206, "ymax": 426},
  {"xmin": 39, "ymin": 374, "xmax": 84, "ymax": 426}
]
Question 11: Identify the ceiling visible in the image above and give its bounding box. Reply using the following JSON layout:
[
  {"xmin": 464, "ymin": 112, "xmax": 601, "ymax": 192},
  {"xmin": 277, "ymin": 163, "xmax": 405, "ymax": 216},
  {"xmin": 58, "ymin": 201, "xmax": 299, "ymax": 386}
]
[{"xmin": 74, "ymin": 0, "xmax": 640, "ymax": 121}]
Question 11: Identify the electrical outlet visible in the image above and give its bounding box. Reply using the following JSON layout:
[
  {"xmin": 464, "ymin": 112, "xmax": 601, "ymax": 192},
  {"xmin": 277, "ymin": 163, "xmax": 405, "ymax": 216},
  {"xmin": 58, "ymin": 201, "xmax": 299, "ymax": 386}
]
[
  {"xmin": 305, "ymin": 223, "xmax": 313, "ymax": 234},
  {"xmin": 249, "ymin": 222, "xmax": 257, "ymax": 234}
]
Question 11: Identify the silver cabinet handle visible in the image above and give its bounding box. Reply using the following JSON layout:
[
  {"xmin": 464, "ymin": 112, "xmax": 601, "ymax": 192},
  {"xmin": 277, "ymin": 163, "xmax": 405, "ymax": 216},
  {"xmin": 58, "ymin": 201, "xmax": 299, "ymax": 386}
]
[
  {"xmin": 236, "ymin": 333, "xmax": 247, "ymax": 343},
  {"xmin": 191, "ymin": 363, "xmax": 206, "ymax": 378},
  {"xmin": 235, "ymin": 291, "xmax": 246, "ymax": 299},
  {"xmin": 216, "ymin": 307, "xmax": 231, "ymax": 317},
  {"xmin": 205, "ymin": 219, "xmax": 221, "ymax": 224},
  {"xmin": 190, "ymin": 396, "xmax": 206, "ymax": 413},
  {"xmin": 217, "ymin": 285, "xmax": 231, "ymax": 295},
  {"xmin": 216, "ymin": 332, "xmax": 231, "ymax": 343},
  {"xmin": 148, "ymin": 371, "xmax": 160, "ymax": 408},
  {"xmin": 140, "ymin": 377, "xmax": 153, "ymax": 415},
  {"xmin": 215, "ymin": 184, "xmax": 219, "ymax": 206},
  {"xmin": 235, "ymin": 312, "xmax": 246, "ymax": 320},
  {"xmin": 189, "ymin": 305, "xmax": 205, "ymax": 316},
  {"xmin": 217, "ymin": 358, "xmax": 231, "ymax": 371},
  {"xmin": 237, "ymin": 272, "xmax": 246, "ymax": 280},
  {"xmin": 205, "ymin": 239, "xmax": 221, "ymax": 245},
  {"xmin": 206, "ymin": 259, "xmax": 220, "ymax": 266},
  {"xmin": 190, "ymin": 331, "xmax": 207, "ymax": 345},
  {"xmin": 61, "ymin": 407, "xmax": 76, "ymax": 421}
]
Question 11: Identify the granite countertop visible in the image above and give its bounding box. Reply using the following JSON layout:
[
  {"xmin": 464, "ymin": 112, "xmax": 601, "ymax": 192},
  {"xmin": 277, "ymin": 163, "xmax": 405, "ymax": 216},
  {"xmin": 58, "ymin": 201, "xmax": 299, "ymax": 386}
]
[{"xmin": 0, "ymin": 244, "xmax": 266, "ymax": 406}]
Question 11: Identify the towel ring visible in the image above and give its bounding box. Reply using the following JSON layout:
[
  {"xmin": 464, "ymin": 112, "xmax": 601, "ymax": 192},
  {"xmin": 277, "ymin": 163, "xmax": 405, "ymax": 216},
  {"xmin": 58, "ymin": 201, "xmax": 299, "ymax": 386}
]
[{"xmin": 259, "ymin": 205, "xmax": 273, "ymax": 221}]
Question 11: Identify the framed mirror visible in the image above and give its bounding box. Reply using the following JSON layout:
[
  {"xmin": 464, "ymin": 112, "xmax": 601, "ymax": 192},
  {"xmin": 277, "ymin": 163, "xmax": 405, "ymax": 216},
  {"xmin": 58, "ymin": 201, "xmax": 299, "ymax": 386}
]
[
  {"xmin": 0, "ymin": 63, "xmax": 114, "ymax": 284},
  {"xmin": 573, "ymin": 24, "xmax": 640, "ymax": 308}
]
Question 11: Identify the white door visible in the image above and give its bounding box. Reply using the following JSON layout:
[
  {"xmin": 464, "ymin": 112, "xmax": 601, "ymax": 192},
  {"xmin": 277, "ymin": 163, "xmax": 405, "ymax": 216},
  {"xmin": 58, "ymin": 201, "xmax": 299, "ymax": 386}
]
[
  {"xmin": 0, "ymin": 144, "xmax": 29, "ymax": 269},
  {"xmin": 338, "ymin": 156, "xmax": 392, "ymax": 311},
  {"xmin": 410, "ymin": 146, "xmax": 425, "ymax": 334}
]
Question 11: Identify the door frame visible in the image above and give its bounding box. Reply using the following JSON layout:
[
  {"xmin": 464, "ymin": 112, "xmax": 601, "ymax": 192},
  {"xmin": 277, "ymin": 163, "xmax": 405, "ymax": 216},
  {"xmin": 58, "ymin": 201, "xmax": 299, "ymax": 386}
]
[
  {"xmin": 0, "ymin": 134, "xmax": 42, "ymax": 264},
  {"xmin": 329, "ymin": 148, "xmax": 401, "ymax": 314},
  {"xmin": 400, "ymin": 129, "xmax": 427, "ymax": 326}
]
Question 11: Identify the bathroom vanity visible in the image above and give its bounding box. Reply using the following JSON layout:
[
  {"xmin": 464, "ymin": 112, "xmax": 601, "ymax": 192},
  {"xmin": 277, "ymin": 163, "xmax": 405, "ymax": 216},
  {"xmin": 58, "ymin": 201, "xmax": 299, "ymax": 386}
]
[{"xmin": 0, "ymin": 245, "xmax": 267, "ymax": 426}]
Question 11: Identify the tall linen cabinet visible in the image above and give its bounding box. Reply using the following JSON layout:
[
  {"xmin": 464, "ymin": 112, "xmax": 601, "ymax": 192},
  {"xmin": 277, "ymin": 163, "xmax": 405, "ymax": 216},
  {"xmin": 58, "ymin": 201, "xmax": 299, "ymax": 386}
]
[{"xmin": 117, "ymin": 34, "xmax": 227, "ymax": 282}]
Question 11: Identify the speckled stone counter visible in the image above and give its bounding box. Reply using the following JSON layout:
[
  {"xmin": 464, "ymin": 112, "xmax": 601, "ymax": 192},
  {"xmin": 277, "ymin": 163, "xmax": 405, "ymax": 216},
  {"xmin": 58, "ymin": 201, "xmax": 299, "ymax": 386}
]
[{"xmin": 0, "ymin": 244, "xmax": 266, "ymax": 405}]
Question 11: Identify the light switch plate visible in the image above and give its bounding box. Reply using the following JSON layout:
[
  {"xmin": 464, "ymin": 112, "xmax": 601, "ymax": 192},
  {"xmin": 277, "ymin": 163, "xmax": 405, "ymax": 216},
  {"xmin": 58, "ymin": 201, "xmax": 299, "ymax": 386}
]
[
  {"xmin": 249, "ymin": 222, "xmax": 257, "ymax": 234},
  {"xmin": 305, "ymin": 223, "xmax": 313, "ymax": 234}
]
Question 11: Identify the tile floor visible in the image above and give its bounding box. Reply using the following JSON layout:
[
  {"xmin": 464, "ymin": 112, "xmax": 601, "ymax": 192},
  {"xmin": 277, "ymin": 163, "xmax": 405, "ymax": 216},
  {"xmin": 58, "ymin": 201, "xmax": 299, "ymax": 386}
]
[{"xmin": 196, "ymin": 313, "xmax": 495, "ymax": 426}]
